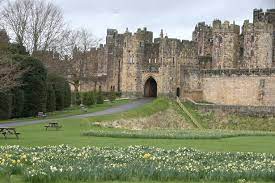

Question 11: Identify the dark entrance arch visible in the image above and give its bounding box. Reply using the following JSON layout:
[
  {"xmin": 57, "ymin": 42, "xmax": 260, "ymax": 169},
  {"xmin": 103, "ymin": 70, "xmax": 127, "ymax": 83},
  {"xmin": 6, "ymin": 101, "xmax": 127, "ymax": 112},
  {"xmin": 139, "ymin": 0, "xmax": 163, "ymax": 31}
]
[
  {"xmin": 144, "ymin": 77, "xmax": 157, "ymax": 97},
  {"xmin": 176, "ymin": 87, "xmax": 180, "ymax": 97}
]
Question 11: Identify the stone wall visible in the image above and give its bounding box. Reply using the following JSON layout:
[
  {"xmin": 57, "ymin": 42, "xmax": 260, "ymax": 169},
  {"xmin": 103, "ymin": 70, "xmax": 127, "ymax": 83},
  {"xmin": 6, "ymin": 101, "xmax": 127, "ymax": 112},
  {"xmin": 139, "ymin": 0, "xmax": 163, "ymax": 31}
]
[
  {"xmin": 212, "ymin": 20, "xmax": 240, "ymax": 69},
  {"xmin": 242, "ymin": 20, "xmax": 273, "ymax": 68},
  {"xmin": 202, "ymin": 69, "xmax": 275, "ymax": 106}
]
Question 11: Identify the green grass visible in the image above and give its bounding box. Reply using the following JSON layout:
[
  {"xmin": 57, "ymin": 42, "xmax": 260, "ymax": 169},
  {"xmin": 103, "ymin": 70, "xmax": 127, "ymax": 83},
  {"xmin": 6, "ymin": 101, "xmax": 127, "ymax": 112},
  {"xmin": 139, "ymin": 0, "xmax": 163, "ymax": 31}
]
[
  {"xmin": 0, "ymin": 98, "xmax": 275, "ymax": 183},
  {"xmin": 86, "ymin": 98, "xmax": 169, "ymax": 122},
  {"xmin": 183, "ymin": 102, "xmax": 275, "ymax": 131},
  {"xmin": 0, "ymin": 99, "xmax": 131, "ymax": 124},
  {"xmin": 0, "ymin": 116, "xmax": 275, "ymax": 153},
  {"xmin": 83, "ymin": 128, "xmax": 275, "ymax": 139},
  {"xmin": 3, "ymin": 175, "xmax": 272, "ymax": 183}
]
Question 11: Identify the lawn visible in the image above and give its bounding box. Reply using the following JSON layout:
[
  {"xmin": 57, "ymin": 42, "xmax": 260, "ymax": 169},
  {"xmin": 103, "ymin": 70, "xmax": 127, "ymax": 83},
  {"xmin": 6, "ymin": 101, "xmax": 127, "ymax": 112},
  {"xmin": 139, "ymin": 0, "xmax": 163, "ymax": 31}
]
[
  {"xmin": 0, "ymin": 98, "xmax": 274, "ymax": 153},
  {"xmin": 0, "ymin": 98, "xmax": 275, "ymax": 183},
  {"xmin": 0, "ymin": 99, "xmax": 131, "ymax": 124}
]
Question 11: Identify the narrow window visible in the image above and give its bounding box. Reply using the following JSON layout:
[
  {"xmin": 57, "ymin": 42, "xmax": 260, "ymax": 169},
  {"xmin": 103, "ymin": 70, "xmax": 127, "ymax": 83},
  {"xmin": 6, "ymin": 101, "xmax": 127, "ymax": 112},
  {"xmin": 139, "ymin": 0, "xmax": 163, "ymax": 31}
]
[
  {"xmin": 149, "ymin": 58, "xmax": 151, "ymax": 63},
  {"xmin": 155, "ymin": 58, "xmax": 157, "ymax": 63}
]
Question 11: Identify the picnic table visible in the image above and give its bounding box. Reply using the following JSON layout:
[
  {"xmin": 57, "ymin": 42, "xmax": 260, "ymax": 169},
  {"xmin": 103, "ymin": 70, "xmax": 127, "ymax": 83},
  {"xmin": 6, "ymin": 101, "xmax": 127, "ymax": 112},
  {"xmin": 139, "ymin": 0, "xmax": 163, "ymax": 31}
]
[
  {"xmin": 44, "ymin": 122, "xmax": 62, "ymax": 131},
  {"xmin": 0, "ymin": 127, "xmax": 20, "ymax": 139}
]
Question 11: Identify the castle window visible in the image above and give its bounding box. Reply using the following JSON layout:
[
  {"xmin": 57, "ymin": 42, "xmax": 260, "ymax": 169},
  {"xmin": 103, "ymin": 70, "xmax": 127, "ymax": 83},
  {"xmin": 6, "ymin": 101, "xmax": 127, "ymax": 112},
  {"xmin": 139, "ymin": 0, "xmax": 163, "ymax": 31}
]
[
  {"xmin": 140, "ymin": 42, "xmax": 144, "ymax": 47},
  {"xmin": 155, "ymin": 58, "xmax": 157, "ymax": 63},
  {"xmin": 251, "ymin": 35, "xmax": 255, "ymax": 42},
  {"xmin": 251, "ymin": 50, "xmax": 254, "ymax": 57},
  {"xmin": 132, "ymin": 57, "xmax": 134, "ymax": 63},
  {"xmin": 260, "ymin": 79, "xmax": 265, "ymax": 88},
  {"xmin": 124, "ymin": 42, "xmax": 127, "ymax": 47},
  {"xmin": 172, "ymin": 57, "xmax": 175, "ymax": 65},
  {"xmin": 149, "ymin": 58, "xmax": 151, "ymax": 63}
]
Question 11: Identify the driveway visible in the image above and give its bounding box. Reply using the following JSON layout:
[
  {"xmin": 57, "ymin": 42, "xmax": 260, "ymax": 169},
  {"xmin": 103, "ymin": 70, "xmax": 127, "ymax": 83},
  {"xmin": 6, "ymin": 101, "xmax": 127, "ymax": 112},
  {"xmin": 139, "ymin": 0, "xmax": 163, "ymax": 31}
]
[{"xmin": 0, "ymin": 98, "xmax": 153, "ymax": 127}]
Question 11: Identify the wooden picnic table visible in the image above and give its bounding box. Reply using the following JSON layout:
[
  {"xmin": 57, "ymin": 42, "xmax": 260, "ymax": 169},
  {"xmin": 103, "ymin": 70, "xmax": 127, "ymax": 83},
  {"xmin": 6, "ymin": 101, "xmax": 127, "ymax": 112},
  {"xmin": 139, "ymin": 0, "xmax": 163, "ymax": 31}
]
[
  {"xmin": 44, "ymin": 122, "xmax": 62, "ymax": 131},
  {"xmin": 0, "ymin": 127, "xmax": 20, "ymax": 139}
]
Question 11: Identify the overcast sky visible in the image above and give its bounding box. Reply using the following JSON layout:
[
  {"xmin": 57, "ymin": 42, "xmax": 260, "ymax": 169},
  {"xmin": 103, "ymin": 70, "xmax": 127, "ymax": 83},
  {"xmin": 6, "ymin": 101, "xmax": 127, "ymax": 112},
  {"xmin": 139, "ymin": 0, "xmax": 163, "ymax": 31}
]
[{"xmin": 54, "ymin": 0, "xmax": 273, "ymax": 41}]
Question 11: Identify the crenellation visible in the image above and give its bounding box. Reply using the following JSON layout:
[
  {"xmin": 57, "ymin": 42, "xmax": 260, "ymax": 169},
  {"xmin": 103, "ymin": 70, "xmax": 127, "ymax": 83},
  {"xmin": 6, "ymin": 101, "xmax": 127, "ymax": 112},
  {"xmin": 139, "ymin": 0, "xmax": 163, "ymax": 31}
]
[{"xmin": 27, "ymin": 8, "xmax": 275, "ymax": 107}]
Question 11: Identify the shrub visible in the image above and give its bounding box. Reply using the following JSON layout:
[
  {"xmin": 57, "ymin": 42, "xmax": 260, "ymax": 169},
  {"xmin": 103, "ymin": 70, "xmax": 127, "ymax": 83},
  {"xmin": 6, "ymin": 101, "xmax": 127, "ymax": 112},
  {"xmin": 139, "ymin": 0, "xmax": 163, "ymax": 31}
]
[
  {"xmin": 82, "ymin": 91, "xmax": 96, "ymax": 106},
  {"xmin": 96, "ymin": 92, "xmax": 104, "ymax": 104},
  {"xmin": 0, "ymin": 91, "xmax": 12, "ymax": 119},
  {"xmin": 64, "ymin": 81, "xmax": 71, "ymax": 108},
  {"xmin": 13, "ymin": 55, "xmax": 47, "ymax": 117},
  {"xmin": 46, "ymin": 82, "xmax": 56, "ymax": 112},
  {"xmin": 48, "ymin": 74, "xmax": 71, "ymax": 111},
  {"xmin": 72, "ymin": 92, "xmax": 81, "ymax": 106},
  {"xmin": 11, "ymin": 89, "xmax": 25, "ymax": 118},
  {"xmin": 108, "ymin": 91, "xmax": 116, "ymax": 102}
]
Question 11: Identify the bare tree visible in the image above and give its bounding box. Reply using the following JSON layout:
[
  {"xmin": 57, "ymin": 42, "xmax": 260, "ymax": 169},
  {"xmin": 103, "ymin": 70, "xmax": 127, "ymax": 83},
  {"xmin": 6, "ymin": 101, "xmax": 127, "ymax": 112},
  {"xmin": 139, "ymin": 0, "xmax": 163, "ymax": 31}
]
[
  {"xmin": 0, "ymin": 52, "xmax": 26, "ymax": 92},
  {"xmin": 1, "ymin": 0, "xmax": 65, "ymax": 53},
  {"xmin": 64, "ymin": 28, "xmax": 100, "ymax": 92}
]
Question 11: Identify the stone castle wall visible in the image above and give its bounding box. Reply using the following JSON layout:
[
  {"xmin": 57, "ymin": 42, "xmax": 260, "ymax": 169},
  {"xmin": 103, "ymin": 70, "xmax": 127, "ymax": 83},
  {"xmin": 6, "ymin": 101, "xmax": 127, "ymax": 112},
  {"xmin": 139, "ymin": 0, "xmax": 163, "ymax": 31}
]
[{"xmin": 202, "ymin": 69, "xmax": 275, "ymax": 106}]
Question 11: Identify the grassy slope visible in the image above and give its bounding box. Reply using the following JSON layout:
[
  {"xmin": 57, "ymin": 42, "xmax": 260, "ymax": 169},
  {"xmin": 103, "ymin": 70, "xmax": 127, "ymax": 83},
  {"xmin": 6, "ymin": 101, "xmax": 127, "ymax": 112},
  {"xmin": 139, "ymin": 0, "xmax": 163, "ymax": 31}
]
[
  {"xmin": 0, "ymin": 99, "xmax": 131, "ymax": 124},
  {"xmin": 0, "ymin": 98, "xmax": 274, "ymax": 154},
  {"xmin": 183, "ymin": 102, "xmax": 275, "ymax": 131},
  {"xmin": 5, "ymin": 175, "xmax": 272, "ymax": 183}
]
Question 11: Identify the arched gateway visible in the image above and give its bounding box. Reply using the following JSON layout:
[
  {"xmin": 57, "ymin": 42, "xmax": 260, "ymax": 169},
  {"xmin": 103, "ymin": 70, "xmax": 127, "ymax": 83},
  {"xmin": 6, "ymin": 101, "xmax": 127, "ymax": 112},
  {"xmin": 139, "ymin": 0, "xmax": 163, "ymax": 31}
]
[{"xmin": 144, "ymin": 77, "xmax": 157, "ymax": 97}]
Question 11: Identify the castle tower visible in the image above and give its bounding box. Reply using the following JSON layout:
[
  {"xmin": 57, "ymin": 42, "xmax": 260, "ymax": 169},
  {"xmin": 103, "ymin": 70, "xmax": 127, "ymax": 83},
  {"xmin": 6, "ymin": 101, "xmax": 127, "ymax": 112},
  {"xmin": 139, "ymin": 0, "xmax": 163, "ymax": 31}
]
[
  {"xmin": 242, "ymin": 20, "xmax": 273, "ymax": 68},
  {"xmin": 120, "ymin": 27, "xmax": 153, "ymax": 97},
  {"xmin": 105, "ymin": 29, "xmax": 124, "ymax": 92},
  {"xmin": 212, "ymin": 20, "xmax": 240, "ymax": 69},
  {"xmin": 192, "ymin": 22, "xmax": 213, "ymax": 57}
]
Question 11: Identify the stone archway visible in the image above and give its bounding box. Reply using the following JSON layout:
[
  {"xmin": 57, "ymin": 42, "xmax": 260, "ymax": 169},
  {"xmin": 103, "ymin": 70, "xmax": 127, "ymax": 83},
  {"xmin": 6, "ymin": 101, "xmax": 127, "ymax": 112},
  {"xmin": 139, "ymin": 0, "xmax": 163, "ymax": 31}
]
[{"xmin": 144, "ymin": 77, "xmax": 157, "ymax": 97}]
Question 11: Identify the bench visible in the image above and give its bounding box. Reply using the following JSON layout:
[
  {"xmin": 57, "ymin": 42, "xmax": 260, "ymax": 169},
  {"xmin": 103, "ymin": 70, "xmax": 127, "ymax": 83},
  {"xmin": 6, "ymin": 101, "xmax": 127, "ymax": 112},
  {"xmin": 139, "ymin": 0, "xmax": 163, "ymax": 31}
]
[
  {"xmin": 38, "ymin": 112, "xmax": 47, "ymax": 118},
  {"xmin": 80, "ymin": 104, "xmax": 88, "ymax": 112},
  {"xmin": 0, "ymin": 127, "xmax": 20, "ymax": 139},
  {"xmin": 44, "ymin": 122, "xmax": 62, "ymax": 131}
]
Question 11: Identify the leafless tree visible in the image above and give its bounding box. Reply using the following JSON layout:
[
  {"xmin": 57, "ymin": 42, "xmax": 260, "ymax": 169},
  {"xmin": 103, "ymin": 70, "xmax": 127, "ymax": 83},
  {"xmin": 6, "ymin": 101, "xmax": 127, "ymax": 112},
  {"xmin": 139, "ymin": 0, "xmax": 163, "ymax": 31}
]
[
  {"xmin": 64, "ymin": 28, "xmax": 100, "ymax": 92},
  {"xmin": 1, "ymin": 0, "xmax": 65, "ymax": 53},
  {"xmin": 0, "ymin": 51, "xmax": 26, "ymax": 92}
]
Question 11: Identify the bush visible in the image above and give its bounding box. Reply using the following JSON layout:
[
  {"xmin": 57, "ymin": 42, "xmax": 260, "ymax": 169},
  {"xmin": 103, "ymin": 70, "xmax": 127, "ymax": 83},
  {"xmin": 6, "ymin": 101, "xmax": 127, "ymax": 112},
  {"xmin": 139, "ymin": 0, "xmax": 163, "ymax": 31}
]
[
  {"xmin": 72, "ymin": 92, "xmax": 81, "ymax": 106},
  {"xmin": 46, "ymin": 82, "xmax": 56, "ymax": 112},
  {"xmin": 64, "ymin": 81, "xmax": 71, "ymax": 108},
  {"xmin": 13, "ymin": 55, "xmax": 47, "ymax": 117},
  {"xmin": 108, "ymin": 92, "xmax": 116, "ymax": 102},
  {"xmin": 48, "ymin": 74, "xmax": 71, "ymax": 111},
  {"xmin": 11, "ymin": 89, "xmax": 24, "ymax": 118},
  {"xmin": 82, "ymin": 91, "xmax": 96, "ymax": 106},
  {"xmin": 96, "ymin": 92, "xmax": 104, "ymax": 104},
  {"xmin": 0, "ymin": 91, "xmax": 12, "ymax": 119}
]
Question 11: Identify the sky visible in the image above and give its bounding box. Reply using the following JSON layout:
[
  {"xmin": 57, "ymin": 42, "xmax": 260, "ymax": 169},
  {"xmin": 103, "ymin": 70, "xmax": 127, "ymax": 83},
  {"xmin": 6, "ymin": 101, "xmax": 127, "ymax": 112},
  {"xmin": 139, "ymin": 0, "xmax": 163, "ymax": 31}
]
[{"xmin": 55, "ymin": 0, "xmax": 273, "ymax": 41}]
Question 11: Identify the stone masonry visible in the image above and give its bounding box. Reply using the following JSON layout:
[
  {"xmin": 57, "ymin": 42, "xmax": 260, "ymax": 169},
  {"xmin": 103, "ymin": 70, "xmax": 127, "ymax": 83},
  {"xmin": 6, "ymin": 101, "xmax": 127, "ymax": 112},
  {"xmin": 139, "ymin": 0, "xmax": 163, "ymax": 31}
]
[{"xmin": 32, "ymin": 9, "xmax": 275, "ymax": 107}]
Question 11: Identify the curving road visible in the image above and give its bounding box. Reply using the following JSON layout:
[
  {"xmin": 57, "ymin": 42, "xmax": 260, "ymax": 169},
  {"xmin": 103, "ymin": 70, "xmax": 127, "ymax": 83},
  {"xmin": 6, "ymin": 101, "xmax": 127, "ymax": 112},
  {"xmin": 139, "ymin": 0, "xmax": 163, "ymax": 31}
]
[{"xmin": 0, "ymin": 98, "xmax": 153, "ymax": 127}]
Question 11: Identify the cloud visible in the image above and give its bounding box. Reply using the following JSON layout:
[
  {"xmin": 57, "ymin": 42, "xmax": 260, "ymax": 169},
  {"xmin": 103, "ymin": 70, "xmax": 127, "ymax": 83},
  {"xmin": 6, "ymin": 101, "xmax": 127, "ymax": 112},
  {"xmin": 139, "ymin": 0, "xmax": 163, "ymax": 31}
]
[{"xmin": 55, "ymin": 0, "xmax": 273, "ymax": 41}]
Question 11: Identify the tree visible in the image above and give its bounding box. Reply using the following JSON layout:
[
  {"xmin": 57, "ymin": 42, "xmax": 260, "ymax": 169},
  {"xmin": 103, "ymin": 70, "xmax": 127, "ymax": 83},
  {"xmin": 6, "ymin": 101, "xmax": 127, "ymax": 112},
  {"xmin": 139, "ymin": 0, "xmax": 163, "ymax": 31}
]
[
  {"xmin": 0, "ymin": 41, "xmax": 27, "ymax": 92},
  {"xmin": 13, "ymin": 54, "xmax": 48, "ymax": 117},
  {"xmin": 1, "ymin": 0, "xmax": 65, "ymax": 53},
  {"xmin": 46, "ymin": 82, "xmax": 56, "ymax": 112},
  {"xmin": 64, "ymin": 28, "xmax": 99, "ymax": 93}
]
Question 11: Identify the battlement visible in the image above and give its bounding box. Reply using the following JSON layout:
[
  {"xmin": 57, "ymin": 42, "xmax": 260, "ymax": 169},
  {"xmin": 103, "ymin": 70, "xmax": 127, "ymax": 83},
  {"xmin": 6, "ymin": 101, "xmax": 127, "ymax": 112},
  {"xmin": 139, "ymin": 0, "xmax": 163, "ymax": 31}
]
[
  {"xmin": 107, "ymin": 29, "xmax": 118, "ymax": 35},
  {"xmin": 133, "ymin": 27, "xmax": 153, "ymax": 43},
  {"xmin": 243, "ymin": 20, "xmax": 273, "ymax": 33},
  {"xmin": 212, "ymin": 20, "xmax": 240, "ymax": 34},
  {"xmin": 254, "ymin": 8, "xmax": 275, "ymax": 23}
]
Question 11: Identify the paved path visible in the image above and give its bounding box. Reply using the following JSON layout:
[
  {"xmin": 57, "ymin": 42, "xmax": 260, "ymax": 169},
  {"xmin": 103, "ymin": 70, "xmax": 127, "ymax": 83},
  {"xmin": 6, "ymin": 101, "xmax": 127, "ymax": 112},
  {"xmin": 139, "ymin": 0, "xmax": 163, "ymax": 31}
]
[{"xmin": 0, "ymin": 98, "xmax": 153, "ymax": 127}]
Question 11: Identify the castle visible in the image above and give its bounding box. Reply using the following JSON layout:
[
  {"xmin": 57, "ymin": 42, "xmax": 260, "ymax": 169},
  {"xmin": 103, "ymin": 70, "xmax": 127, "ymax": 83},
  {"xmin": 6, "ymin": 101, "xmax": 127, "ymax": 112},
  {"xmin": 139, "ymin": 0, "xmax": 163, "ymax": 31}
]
[
  {"xmin": 1, "ymin": 9, "xmax": 275, "ymax": 107},
  {"xmin": 77, "ymin": 9, "xmax": 275, "ymax": 106}
]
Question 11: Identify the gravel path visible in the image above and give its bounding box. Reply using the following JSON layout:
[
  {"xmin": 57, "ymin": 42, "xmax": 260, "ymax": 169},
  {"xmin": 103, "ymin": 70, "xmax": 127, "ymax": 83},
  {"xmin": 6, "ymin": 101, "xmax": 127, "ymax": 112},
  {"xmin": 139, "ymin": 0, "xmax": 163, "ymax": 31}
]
[{"xmin": 0, "ymin": 98, "xmax": 153, "ymax": 127}]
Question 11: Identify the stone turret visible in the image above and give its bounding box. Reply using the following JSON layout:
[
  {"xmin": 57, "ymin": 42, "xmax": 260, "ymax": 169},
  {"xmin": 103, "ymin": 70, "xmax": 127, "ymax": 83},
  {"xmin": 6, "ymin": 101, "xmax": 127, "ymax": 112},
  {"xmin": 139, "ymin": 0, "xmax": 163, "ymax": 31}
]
[
  {"xmin": 192, "ymin": 22, "xmax": 213, "ymax": 57},
  {"xmin": 212, "ymin": 20, "xmax": 240, "ymax": 69},
  {"xmin": 242, "ymin": 20, "xmax": 273, "ymax": 68},
  {"xmin": 120, "ymin": 27, "xmax": 153, "ymax": 97}
]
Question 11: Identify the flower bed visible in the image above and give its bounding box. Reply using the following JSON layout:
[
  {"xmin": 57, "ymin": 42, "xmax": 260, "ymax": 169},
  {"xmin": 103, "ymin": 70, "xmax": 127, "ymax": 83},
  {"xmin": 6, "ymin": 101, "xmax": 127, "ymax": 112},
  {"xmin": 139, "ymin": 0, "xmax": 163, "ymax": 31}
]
[
  {"xmin": 0, "ymin": 145, "xmax": 275, "ymax": 182},
  {"xmin": 83, "ymin": 129, "xmax": 275, "ymax": 139}
]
